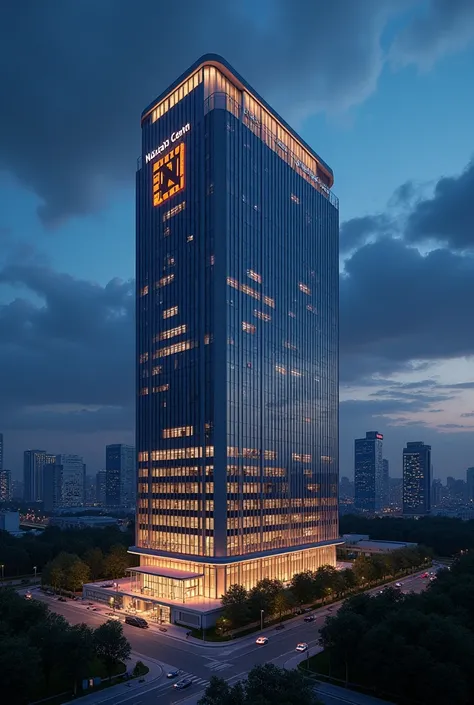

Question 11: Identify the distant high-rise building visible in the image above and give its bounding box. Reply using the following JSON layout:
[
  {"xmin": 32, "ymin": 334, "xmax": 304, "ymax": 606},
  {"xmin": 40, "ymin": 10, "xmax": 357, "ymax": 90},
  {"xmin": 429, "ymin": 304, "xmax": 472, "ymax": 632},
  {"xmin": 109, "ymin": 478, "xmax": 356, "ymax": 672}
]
[
  {"xmin": 43, "ymin": 464, "xmax": 61, "ymax": 512},
  {"xmin": 56, "ymin": 455, "xmax": 85, "ymax": 507},
  {"xmin": 354, "ymin": 432, "xmax": 384, "ymax": 512},
  {"xmin": 84, "ymin": 475, "xmax": 96, "ymax": 505},
  {"xmin": 0, "ymin": 469, "xmax": 11, "ymax": 502},
  {"xmin": 382, "ymin": 458, "xmax": 390, "ymax": 508},
  {"xmin": 44, "ymin": 455, "xmax": 85, "ymax": 510},
  {"xmin": 431, "ymin": 479, "xmax": 442, "ymax": 507},
  {"xmin": 467, "ymin": 467, "xmax": 474, "ymax": 503},
  {"xmin": 105, "ymin": 445, "xmax": 136, "ymax": 507},
  {"xmin": 11, "ymin": 480, "xmax": 24, "ymax": 501},
  {"xmin": 403, "ymin": 441, "xmax": 431, "ymax": 515},
  {"xmin": 339, "ymin": 476, "xmax": 354, "ymax": 500},
  {"xmin": 96, "ymin": 469, "xmax": 107, "ymax": 505},
  {"xmin": 23, "ymin": 450, "xmax": 56, "ymax": 503},
  {"xmin": 0, "ymin": 433, "xmax": 3, "ymax": 471}
]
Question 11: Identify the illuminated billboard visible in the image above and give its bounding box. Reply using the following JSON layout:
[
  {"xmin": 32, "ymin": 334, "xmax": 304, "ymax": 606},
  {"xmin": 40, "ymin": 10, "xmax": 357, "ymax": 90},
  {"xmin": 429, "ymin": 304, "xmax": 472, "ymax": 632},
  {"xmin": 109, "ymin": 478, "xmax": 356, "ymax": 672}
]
[{"xmin": 152, "ymin": 142, "xmax": 185, "ymax": 207}]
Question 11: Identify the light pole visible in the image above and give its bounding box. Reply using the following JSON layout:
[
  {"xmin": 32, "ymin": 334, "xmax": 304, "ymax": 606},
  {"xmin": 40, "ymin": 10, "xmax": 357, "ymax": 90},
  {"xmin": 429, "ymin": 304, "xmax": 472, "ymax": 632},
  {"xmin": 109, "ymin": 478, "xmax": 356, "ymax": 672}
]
[
  {"xmin": 0, "ymin": 564, "xmax": 4, "ymax": 583},
  {"xmin": 260, "ymin": 609, "xmax": 264, "ymax": 632},
  {"xmin": 33, "ymin": 566, "xmax": 37, "ymax": 580},
  {"xmin": 110, "ymin": 596, "xmax": 115, "ymax": 613}
]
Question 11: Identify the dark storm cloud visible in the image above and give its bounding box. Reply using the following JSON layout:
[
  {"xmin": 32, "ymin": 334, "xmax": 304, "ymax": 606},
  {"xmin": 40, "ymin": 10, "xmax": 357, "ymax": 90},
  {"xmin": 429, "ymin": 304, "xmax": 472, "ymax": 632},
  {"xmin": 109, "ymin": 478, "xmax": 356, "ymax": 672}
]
[
  {"xmin": 0, "ymin": 0, "xmax": 470, "ymax": 224},
  {"xmin": 0, "ymin": 261, "xmax": 134, "ymax": 432},
  {"xmin": 340, "ymin": 237, "xmax": 474, "ymax": 382},
  {"xmin": 391, "ymin": 0, "xmax": 474, "ymax": 68},
  {"xmin": 405, "ymin": 160, "xmax": 474, "ymax": 251},
  {"xmin": 339, "ymin": 214, "xmax": 392, "ymax": 254}
]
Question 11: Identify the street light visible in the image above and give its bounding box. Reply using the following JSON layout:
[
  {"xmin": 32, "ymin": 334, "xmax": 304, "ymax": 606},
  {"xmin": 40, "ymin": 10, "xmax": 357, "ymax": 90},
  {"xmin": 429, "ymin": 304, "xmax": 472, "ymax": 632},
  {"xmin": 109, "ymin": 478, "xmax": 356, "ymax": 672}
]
[
  {"xmin": 110, "ymin": 596, "xmax": 115, "ymax": 613},
  {"xmin": 260, "ymin": 609, "xmax": 264, "ymax": 632},
  {"xmin": 33, "ymin": 566, "xmax": 37, "ymax": 580},
  {"xmin": 0, "ymin": 564, "xmax": 4, "ymax": 583}
]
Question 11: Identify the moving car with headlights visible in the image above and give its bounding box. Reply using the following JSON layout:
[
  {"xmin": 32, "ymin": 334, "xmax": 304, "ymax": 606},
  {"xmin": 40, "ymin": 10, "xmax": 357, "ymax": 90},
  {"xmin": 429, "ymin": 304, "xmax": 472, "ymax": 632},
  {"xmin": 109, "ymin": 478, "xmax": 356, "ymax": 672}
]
[
  {"xmin": 256, "ymin": 636, "xmax": 268, "ymax": 645},
  {"xmin": 296, "ymin": 642, "xmax": 308, "ymax": 652},
  {"xmin": 174, "ymin": 677, "xmax": 193, "ymax": 689}
]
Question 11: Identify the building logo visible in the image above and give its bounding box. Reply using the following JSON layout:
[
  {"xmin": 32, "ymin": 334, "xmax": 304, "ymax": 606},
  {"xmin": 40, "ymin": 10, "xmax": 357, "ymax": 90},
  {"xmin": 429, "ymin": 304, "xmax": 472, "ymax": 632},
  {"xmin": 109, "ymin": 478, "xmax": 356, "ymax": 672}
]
[
  {"xmin": 152, "ymin": 142, "xmax": 185, "ymax": 207},
  {"xmin": 145, "ymin": 123, "xmax": 191, "ymax": 164}
]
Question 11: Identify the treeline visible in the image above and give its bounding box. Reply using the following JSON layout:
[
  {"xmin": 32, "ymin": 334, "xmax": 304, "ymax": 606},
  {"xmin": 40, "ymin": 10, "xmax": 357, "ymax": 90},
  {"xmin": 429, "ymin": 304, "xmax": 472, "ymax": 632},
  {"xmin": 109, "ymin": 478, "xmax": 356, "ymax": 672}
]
[
  {"xmin": 42, "ymin": 544, "xmax": 131, "ymax": 592},
  {"xmin": 341, "ymin": 514, "xmax": 474, "ymax": 557},
  {"xmin": 0, "ymin": 523, "xmax": 137, "ymax": 579},
  {"xmin": 220, "ymin": 546, "xmax": 429, "ymax": 631},
  {"xmin": 319, "ymin": 554, "xmax": 474, "ymax": 705},
  {"xmin": 0, "ymin": 588, "xmax": 131, "ymax": 704},
  {"xmin": 198, "ymin": 663, "xmax": 322, "ymax": 705}
]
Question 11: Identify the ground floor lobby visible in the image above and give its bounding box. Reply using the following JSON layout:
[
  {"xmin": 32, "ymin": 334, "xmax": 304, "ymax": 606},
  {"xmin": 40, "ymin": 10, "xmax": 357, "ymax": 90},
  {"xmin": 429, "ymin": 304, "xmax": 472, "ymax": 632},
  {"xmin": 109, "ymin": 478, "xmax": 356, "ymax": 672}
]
[{"xmin": 82, "ymin": 540, "xmax": 339, "ymax": 628}]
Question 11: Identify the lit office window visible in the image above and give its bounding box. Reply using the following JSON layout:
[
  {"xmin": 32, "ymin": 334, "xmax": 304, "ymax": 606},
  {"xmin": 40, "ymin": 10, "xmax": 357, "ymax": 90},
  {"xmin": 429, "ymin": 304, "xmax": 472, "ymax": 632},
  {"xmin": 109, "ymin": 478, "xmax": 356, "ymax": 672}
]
[
  {"xmin": 158, "ymin": 324, "xmax": 187, "ymax": 341},
  {"xmin": 163, "ymin": 426, "xmax": 194, "ymax": 439},
  {"xmin": 242, "ymin": 321, "xmax": 256, "ymax": 334},
  {"xmin": 299, "ymin": 283, "xmax": 311, "ymax": 295}
]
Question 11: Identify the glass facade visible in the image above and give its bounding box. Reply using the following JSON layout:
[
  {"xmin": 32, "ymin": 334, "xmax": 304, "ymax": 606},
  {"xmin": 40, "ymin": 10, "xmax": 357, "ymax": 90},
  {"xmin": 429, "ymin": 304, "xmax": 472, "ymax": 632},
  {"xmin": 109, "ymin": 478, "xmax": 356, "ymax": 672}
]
[
  {"xmin": 135, "ymin": 55, "xmax": 339, "ymax": 601},
  {"xmin": 354, "ymin": 431, "xmax": 384, "ymax": 513},
  {"xmin": 403, "ymin": 442, "xmax": 431, "ymax": 515}
]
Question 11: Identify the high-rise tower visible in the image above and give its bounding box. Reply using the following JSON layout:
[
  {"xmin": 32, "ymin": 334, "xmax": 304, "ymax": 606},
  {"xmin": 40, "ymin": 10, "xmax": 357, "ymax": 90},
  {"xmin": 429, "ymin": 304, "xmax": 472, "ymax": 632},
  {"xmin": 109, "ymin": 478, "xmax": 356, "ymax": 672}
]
[{"xmin": 132, "ymin": 55, "xmax": 339, "ymax": 619}]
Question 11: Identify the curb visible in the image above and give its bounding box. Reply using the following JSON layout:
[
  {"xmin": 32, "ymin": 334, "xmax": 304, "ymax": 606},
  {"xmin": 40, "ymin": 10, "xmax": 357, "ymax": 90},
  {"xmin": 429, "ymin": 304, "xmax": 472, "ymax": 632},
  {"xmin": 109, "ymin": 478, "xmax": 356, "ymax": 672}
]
[{"xmin": 62, "ymin": 653, "xmax": 164, "ymax": 705}]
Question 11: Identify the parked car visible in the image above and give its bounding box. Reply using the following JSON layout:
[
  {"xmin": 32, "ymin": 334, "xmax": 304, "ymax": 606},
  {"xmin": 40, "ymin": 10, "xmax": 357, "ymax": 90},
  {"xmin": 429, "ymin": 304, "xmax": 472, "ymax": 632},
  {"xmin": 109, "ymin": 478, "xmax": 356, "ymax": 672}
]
[
  {"xmin": 174, "ymin": 678, "xmax": 193, "ymax": 690},
  {"xmin": 256, "ymin": 636, "xmax": 268, "ymax": 645},
  {"xmin": 304, "ymin": 615, "xmax": 315, "ymax": 622},
  {"xmin": 296, "ymin": 643, "xmax": 309, "ymax": 652},
  {"xmin": 125, "ymin": 615, "xmax": 149, "ymax": 629},
  {"xmin": 58, "ymin": 596, "xmax": 67, "ymax": 602},
  {"xmin": 395, "ymin": 582, "xmax": 403, "ymax": 588}
]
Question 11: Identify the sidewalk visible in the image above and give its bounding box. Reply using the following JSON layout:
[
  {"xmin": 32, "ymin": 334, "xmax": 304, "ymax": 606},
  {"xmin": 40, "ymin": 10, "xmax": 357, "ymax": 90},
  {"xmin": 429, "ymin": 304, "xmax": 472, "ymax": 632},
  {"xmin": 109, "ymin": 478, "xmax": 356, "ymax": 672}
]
[{"xmin": 62, "ymin": 651, "xmax": 163, "ymax": 705}]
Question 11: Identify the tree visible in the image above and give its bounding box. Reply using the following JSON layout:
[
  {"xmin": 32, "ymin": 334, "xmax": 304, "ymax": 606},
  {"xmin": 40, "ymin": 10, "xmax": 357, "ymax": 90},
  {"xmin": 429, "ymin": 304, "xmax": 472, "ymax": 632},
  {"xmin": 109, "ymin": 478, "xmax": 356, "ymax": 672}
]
[
  {"xmin": 29, "ymin": 612, "xmax": 71, "ymax": 690},
  {"xmin": 0, "ymin": 586, "xmax": 48, "ymax": 634},
  {"xmin": 0, "ymin": 636, "xmax": 42, "ymax": 705},
  {"xmin": 94, "ymin": 620, "xmax": 132, "ymax": 680},
  {"xmin": 103, "ymin": 544, "xmax": 130, "ymax": 579},
  {"xmin": 83, "ymin": 547, "xmax": 105, "ymax": 581},
  {"xmin": 291, "ymin": 571, "xmax": 316, "ymax": 604},
  {"xmin": 221, "ymin": 584, "xmax": 249, "ymax": 627},
  {"xmin": 319, "ymin": 610, "xmax": 367, "ymax": 684},
  {"xmin": 198, "ymin": 665, "xmax": 321, "ymax": 705},
  {"xmin": 340, "ymin": 568, "xmax": 357, "ymax": 593},
  {"xmin": 67, "ymin": 557, "xmax": 90, "ymax": 591},
  {"xmin": 60, "ymin": 623, "xmax": 95, "ymax": 695},
  {"xmin": 198, "ymin": 675, "xmax": 233, "ymax": 705},
  {"xmin": 215, "ymin": 616, "xmax": 232, "ymax": 635},
  {"xmin": 247, "ymin": 578, "xmax": 283, "ymax": 620},
  {"xmin": 273, "ymin": 589, "xmax": 291, "ymax": 620},
  {"xmin": 245, "ymin": 663, "xmax": 322, "ymax": 704}
]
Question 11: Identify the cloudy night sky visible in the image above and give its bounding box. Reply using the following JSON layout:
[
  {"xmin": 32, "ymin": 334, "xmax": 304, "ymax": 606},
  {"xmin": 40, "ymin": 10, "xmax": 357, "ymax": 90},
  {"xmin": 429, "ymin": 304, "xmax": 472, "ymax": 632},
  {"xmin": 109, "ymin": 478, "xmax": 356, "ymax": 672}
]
[{"xmin": 1, "ymin": 0, "xmax": 474, "ymax": 481}]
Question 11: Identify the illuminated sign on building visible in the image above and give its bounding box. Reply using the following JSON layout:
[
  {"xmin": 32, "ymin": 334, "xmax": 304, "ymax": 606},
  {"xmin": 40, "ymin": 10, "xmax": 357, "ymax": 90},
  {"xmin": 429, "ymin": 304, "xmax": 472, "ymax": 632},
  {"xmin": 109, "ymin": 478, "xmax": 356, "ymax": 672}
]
[
  {"xmin": 152, "ymin": 143, "xmax": 185, "ymax": 207},
  {"xmin": 145, "ymin": 123, "xmax": 191, "ymax": 164}
]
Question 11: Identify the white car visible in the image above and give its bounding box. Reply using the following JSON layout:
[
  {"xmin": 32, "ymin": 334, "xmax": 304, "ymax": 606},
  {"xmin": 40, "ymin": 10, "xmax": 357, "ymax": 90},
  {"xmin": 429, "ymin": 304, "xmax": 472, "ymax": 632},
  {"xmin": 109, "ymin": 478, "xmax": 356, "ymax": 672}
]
[
  {"xmin": 395, "ymin": 582, "xmax": 402, "ymax": 588},
  {"xmin": 296, "ymin": 642, "xmax": 308, "ymax": 652},
  {"xmin": 256, "ymin": 636, "xmax": 268, "ymax": 645}
]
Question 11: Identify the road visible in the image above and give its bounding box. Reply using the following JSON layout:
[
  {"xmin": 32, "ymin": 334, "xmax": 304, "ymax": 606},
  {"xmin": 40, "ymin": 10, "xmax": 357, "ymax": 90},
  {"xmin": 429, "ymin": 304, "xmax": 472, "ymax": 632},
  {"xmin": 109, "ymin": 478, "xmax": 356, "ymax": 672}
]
[{"xmin": 30, "ymin": 570, "xmax": 433, "ymax": 705}]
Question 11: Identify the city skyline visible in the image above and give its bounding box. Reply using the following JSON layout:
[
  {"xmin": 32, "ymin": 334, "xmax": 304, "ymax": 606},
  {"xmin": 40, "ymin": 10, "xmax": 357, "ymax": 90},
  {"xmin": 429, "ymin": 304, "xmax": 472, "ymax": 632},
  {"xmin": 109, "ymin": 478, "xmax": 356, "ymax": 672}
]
[{"xmin": 1, "ymin": 3, "xmax": 474, "ymax": 479}]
